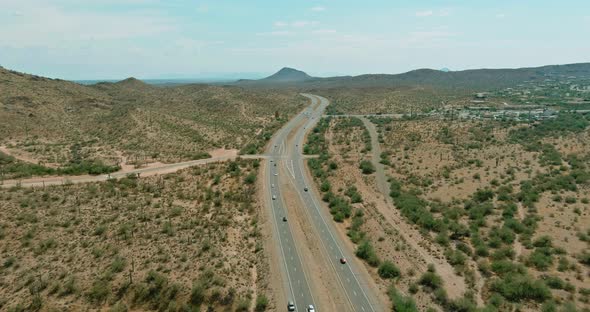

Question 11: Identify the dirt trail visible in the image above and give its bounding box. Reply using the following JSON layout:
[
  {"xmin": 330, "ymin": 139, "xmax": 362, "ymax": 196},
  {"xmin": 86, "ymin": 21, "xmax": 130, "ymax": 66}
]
[
  {"xmin": 0, "ymin": 148, "xmax": 256, "ymax": 188},
  {"xmin": 0, "ymin": 145, "xmax": 57, "ymax": 167},
  {"xmin": 360, "ymin": 117, "xmax": 468, "ymax": 300}
]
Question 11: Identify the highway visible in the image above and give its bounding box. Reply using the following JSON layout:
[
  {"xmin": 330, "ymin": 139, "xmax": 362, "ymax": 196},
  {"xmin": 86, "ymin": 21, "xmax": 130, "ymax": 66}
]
[
  {"xmin": 265, "ymin": 93, "xmax": 379, "ymax": 311},
  {"xmin": 265, "ymin": 101, "xmax": 317, "ymax": 311}
]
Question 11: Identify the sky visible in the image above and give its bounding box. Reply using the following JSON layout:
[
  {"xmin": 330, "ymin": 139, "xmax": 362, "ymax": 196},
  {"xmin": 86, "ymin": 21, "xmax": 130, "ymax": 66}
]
[{"xmin": 1, "ymin": 0, "xmax": 589, "ymax": 80}]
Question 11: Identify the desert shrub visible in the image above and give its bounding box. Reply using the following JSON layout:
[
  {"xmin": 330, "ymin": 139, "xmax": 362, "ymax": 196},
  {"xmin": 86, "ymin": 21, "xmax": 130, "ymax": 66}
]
[
  {"xmin": 356, "ymin": 240, "xmax": 380, "ymax": 267},
  {"xmin": 540, "ymin": 275, "xmax": 575, "ymax": 292},
  {"xmin": 490, "ymin": 274, "xmax": 551, "ymax": 302},
  {"xmin": 419, "ymin": 271, "xmax": 443, "ymax": 291},
  {"xmin": 244, "ymin": 173, "xmax": 256, "ymax": 184},
  {"xmin": 578, "ymin": 251, "xmax": 590, "ymax": 266},
  {"xmin": 378, "ymin": 261, "xmax": 401, "ymax": 279},
  {"xmin": 526, "ymin": 247, "xmax": 554, "ymax": 271},
  {"xmin": 87, "ymin": 279, "xmax": 110, "ymax": 304},
  {"xmin": 490, "ymin": 260, "xmax": 527, "ymax": 276},
  {"xmin": 445, "ymin": 249, "xmax": 467, "ymax": 266},
  {"xmin": 359, "ymin": 160, "xmax": 375, "ymax": 174},
  {"xmin": 254, "ymin": 294, "xmax": 269, "ymax": 311},
  {"xmin": 387, "ymin": 285, "xmax": 418, "ymax": 312},
  {"xmin": 473, "ymin": 189, "xmax": 494, "ymax": 202},
  {"xmin": 345, "ymin": 186, "xmax": 363, "ymax": 203}
]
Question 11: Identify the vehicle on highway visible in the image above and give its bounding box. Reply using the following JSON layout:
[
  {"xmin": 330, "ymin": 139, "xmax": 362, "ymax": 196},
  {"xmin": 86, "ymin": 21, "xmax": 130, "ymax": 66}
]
[
  {"xmin": 272, "ymin": 183, "xmax": 275, "ymax": 188},
  {"xmin": 303, "ymin": 187, "xmax": 308, "ymax": 192},
  {"xmin": 287, "ymin": 301, "xmax": 295, "ymax": 311},
  {"xmin": 272, "ymin": 195, "xmax": 277, "ymax": 200},
  {"xmin": 340, "ymin": 257, "xmax": 347, "ymax": 264},
  {"xmin": 283, "ymin": 216, "xmax": 287, "ymax": 222},
  {"xmin": 274, "ymin": 173, "xmax": 278, "ymax": 176},
  {"xmin": 307, "ymin": 305, "xmax": 315, "ymax": 312}
]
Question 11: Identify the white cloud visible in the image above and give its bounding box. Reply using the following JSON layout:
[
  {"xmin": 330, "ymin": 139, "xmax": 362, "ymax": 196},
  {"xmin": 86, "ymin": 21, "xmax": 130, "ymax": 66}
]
[
  {"xmin": 415, "ymin": 10, "xmax": 433, "ymax": 17},
  {"xmin": 313, "ymin": 29, "xmax": 337, "ymax": 35},
  {"xmin": 496, "ymin": 13, "xmax": 506, "ymax": 19},
  {"xmin": 439, "ymin": 8, "xmax": 451, "ymax": 17},
  {"xmin": 274, "ymin": 21, "xmax": 288, "ymax": 27},
  {"xmin": 292, "ymin": 20, "xmax": 319, "ymax": 28},
  {"xmin": 0, "ymin": 3, "xmax": 176, "ymax": 48},
  {"xmin": 311, "ymin": 6, "xmax": 326, "ymax": 12},
  {"xmin": 256, "ymin": 31, "xmax": 292, "ymax": 37},
  {"xmin": 415, "ymin": 9, "xmax": 452, "ymax": 17}
]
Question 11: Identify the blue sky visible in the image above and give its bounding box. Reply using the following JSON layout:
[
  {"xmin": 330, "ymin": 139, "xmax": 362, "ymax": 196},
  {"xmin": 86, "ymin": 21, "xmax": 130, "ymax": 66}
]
[{"xmin": 1, "ymin": 0, "xmax": 589, "ymax": 80}]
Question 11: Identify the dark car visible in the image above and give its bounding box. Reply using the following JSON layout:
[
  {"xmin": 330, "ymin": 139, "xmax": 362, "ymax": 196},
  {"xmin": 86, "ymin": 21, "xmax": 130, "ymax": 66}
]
[
  {"xmin": 283, "ymin": 216, "xmax": 287, "ymax": 222},
  {"xmin": 303, "ymin": 187, "xmax": 308, "ymax": 192}
]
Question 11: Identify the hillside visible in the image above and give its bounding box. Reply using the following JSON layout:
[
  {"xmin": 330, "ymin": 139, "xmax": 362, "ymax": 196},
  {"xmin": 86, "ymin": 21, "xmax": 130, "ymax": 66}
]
[
  {"xmin": 260, "ymin": 67, "xmax": 313, "ymax": 82},
  {"xmin": 240, "ymin": 63, "xmax": 590, "ymax": 90},
  {"xmin": 0, "ymin": 67, "xmax": 306, "ymax": 177}
]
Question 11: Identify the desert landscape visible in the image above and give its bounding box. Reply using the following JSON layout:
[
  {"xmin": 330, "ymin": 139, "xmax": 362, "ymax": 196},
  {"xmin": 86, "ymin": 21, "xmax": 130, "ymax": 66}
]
[{"xmin": 2, "ymin": 3, "xmax": 590, "ymax": 308}]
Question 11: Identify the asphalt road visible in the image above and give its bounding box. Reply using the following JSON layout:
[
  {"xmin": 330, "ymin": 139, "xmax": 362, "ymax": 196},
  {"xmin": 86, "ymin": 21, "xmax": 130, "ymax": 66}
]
[
  {"xmin": 266, "ymin": 94, "xmax": 379, "ymax": 311},
  {"xmin": 265, "ymin": 101, "xmax": 318, "ymax": 312},
  {"xmin": 291, "ymin": 95, "xmax": 378, "ymax": 312}
]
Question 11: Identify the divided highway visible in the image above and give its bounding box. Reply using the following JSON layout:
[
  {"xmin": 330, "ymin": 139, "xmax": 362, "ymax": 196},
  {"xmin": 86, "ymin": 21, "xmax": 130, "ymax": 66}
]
[
  {"xmin": 265, "ymin": 94, "xmax": 380, "ymax": 311},
  {"xmin": 265, "ymin": 103, "xmax": 318, "ymax": 311}
]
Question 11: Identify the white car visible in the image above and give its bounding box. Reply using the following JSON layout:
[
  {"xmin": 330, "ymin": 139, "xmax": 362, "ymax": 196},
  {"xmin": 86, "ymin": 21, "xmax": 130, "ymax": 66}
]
[
  {"xmin": 307, "ymin": 305, "xmax": 315, "ymax": 312},
  {"xmin": 272, "ymin": 195, "xmax": 277, "ymax": 200},
  {"xmin": 287, "ymin": 301, "xmax": 295, "ymax": 311},
  {"xmin": 274, "ymin": 173, "xmax": 278, "ymax": 176},
  {"xmin": 271, "ymin": 184, "xmax": 275, "ymax": 188}
]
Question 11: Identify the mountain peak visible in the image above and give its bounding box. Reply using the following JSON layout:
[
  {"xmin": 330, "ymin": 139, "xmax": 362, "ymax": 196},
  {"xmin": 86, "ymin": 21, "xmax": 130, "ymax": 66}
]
[
  {"xmin": 115, "ymin": 77, "xmax": 149, "ymax": 88},
  {"xmin": 261, "ymin": 67, "xmax": 312, "ymax": 82}
]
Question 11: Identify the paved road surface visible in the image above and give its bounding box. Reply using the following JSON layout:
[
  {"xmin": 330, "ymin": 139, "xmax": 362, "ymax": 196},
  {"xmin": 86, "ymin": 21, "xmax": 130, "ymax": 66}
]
[
  {"xmin": 265, "ymin": 100, "xmax": 318, "ymax": 311},
  {"xmin": 285, "ymin": 94, "xmax": 379, "ymax": 311}
]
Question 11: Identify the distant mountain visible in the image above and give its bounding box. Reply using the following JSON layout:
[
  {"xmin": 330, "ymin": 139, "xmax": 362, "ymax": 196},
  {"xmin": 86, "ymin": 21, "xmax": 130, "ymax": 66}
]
[
  {"xmin": 239, "ymin": 67, "xmax": 314, "ymax": 85},
  {"xmin": 440, "ymin": 67, "xmax": 450, "ymax": 72},
  {"xmin": 238, "ymin": 63, "xmax": 590, "ymax": 90}
]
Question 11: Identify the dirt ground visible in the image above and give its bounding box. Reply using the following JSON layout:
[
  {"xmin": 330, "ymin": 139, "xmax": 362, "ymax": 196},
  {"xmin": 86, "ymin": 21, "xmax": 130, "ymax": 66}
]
[
  {"xmin": 374, "ymin": 117, "xmax": 590, "ymax": 310},
  {"xmin": 0, "ymin": 159, "xmax": 271, "ymax": 311}
]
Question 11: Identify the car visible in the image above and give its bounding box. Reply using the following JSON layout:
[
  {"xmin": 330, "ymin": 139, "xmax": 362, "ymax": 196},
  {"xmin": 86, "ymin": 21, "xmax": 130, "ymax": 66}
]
[
  {"xmin": 272, "ymin": 195, "xmax": 277, "ymax": 200},
  {"xmin": 307, "ymin": 305, "xmax": 315, "ymax": 312},
  {"xmin": 303, "ymin": 187, "xmax": 308, "ymax": 192},
  {"xmin": 340, "ymin": 257, "xmax": 347, "ymax": 264},
  {"xmin": 282, "ymin": 216, "xmax": 287, "ymax": 222},
  {"xmin": 274, "ymin": 163, "xmax": 277, "ymax": 166},
  {"xmin": 274, "ymin": 173, "xmax": 278, "ymax": 176},
  {"xmin": 287, "ymin": 301, "xmax": 295, "ymax": 311},
  {"xmin": 271, "ymin": 184, "xmax": 275, "ymax": 188}
]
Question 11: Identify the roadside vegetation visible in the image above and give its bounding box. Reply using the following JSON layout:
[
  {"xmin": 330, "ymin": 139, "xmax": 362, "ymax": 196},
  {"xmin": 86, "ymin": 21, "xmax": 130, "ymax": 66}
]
[
  {"xmin": 0, "ymin": 159, "xmax": 272, "ymax": 311},
  {"xmin": 370, "ymin": 113, "xmax": 590, "ymax": 311},
  {"xmin": 0, "ymin": 67, "xmax": 305, "ymax": 175}
]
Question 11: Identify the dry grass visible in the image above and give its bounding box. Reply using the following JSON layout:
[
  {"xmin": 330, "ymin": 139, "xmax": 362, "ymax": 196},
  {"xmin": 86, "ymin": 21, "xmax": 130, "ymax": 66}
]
[
  {"xmin": 0, "ymin": 68, "xmax": 306, "ymax": 171},
  {"xmin": 0, "ymin": 159, "xmax": 271, "ymax": 311}
]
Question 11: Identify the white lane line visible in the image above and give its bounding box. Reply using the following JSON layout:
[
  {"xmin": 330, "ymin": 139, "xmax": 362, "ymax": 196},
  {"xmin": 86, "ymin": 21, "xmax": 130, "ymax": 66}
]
[{"xmin": 293, "ymin": 95, "xmax": 376, "ymax": 312}]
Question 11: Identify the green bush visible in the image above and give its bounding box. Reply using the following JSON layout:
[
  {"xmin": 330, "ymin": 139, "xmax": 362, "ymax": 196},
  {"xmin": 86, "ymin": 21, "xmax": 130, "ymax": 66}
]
[
  {"xmin": 87, "ymin": 279, "xmax": 110, "ymax": 304},
  {"xmin": 255, "ymin": 294, "xmax": 269, "ymax": 311},
  {"xmin": 490, "ymin": 274, "xmax": 551, "ymax": 302},
  {"xmin": 359, "ymin": 160, "xmax": 375, "ymax": 174},
  {"xmin": 356, "ymin": 240, "xmax": 380, "ymax": 267},
  {"xmin": 419, "ymin": 271, "xmax": 443, "ymax": 291},
  {"xmin": 378, "ymin": 261, "xmax": 401, "ymax": 279},
  {"xmin": 387, "ymin": 285, "xmax": 418, "ymax": 312}
]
